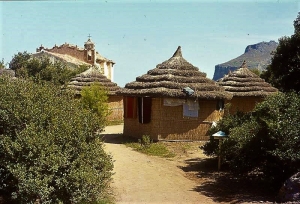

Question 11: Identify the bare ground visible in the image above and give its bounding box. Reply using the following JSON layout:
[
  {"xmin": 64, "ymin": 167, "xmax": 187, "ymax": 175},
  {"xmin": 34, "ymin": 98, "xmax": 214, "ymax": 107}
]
[{"xmin": 102, "ymin": 125, "xmax": 275, "ymax": 204}]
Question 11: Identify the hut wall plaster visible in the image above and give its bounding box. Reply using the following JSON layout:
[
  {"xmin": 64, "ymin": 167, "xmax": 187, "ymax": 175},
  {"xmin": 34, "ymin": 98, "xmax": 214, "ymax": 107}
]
[
  {"xmin": 107, "ymin": 96, "xmax": 124, "ymax": 121},
  {"xmin": 226, "ymin": 96, "xmax": 264, "ymax": 114},
  {"xmin": 123, "ymin": 98, "xmax": 223, "ymax": 141}
]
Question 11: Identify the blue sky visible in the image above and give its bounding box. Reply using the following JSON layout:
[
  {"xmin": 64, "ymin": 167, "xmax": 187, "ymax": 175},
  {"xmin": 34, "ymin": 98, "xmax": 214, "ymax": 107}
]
[{"xmin": 0, "ymin": 0, "xmax": 298, "ymax": 87}]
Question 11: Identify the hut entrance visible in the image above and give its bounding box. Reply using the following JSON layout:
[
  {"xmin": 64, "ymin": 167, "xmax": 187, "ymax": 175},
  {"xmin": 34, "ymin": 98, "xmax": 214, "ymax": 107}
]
[
  {"xmin": 124, "ymin": 96, "xmax": 137, "ymax": 118},
  {"xmin": 138, "ymin": 97, "xmax": 152, "ymax": 124}
]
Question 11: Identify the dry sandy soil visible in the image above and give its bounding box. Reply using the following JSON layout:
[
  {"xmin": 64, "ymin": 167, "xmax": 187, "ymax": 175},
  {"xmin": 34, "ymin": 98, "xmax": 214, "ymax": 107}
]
[{"xmin": 102, "ymin": 125, "xmax": 274, "ymax": 204}]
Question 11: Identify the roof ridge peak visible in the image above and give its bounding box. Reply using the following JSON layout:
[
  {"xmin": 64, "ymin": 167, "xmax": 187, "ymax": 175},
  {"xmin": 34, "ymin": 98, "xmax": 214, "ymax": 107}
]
[
  {"xmin": 172, "ymin": 46, "xmax": 182, "ymax": 57},
  {"xmin": 240, "ymin": 60, "xmax": 247, "ymax": 68}
]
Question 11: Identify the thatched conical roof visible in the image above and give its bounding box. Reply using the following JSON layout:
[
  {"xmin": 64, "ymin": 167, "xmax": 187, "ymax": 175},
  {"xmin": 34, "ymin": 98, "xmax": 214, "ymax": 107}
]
[
  {"xmin": 217, "ymin": 61, "xmax": 278, "ymax": 97},
  {"xmin": 67, "ymin": 67, "xmax": 121, "ymax": 95},
  {"xmin": 117, "ymin": 46, "xmax": 232, "ymax": 100}
]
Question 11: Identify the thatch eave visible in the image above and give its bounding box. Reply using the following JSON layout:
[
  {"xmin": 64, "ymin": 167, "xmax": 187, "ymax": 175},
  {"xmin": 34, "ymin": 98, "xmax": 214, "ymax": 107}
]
[
  {"xmin": 136, "ymin": 74, "xmax": 213, "ymax": 83},
  {"xmin": 219, "ymin": 77, "xmax": 265, "ymax": 83},
  {"xmin": 219, "ymin": 81, "xmax": 276, "ymax": 88},
  {"xmin": 117, "ymin": 87, "xmax": 232, "ymax": 100},
  {"xmin": 218, "ymin": 61, "xmax": 278, "ymax": 97},
  {"xmin": 147, "ymin": 68, "xmax": 206, "ymax": 77},
  {"xmin": 231, "ymin": 91, "xmax": 277, "ymax": 97},
  {"xmin": 223, "ymin": 86, "xmax": 278, "ymax": 92},
  {"xmin": 125, "ymin": 81, "xmax": 225, "ymax": 92},
  {"xmin": 67, "ymin": 68, "xmax": 121, "ymax": 96}
]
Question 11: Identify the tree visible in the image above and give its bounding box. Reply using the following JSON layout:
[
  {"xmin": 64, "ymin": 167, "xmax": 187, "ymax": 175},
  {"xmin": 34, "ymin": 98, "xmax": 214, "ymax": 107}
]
[
  {"xmin": 294, "ymin": 12, "xmax": 300, "ymax": 33},
  {"xmin": 0, "ymin": 77, "xmax": 113, "ymax": 203},
  {"xmin": 9, "ymin": 51, "xmax": 31, "ymax": 73},
  {"xmin": 262, "ymin": 12, "xmax": 300, "ymax": 92},
  {"xmin": 8, "ymin": 51, "xmax": 89, "ymax": 85},
  {"xmin": 0, "ymin": 59, "xmax": 5, "ymax": 69},
  {"xmin": 250, "ymin": 68, "xmax": 261, "ymax": 76},
  {"xmin": 80, "ymin": 83, "xmax": 111, "ymax": 125},
  {"xmin": 202, "ymin": 92, "xmax": 300, "ymax": 189}
]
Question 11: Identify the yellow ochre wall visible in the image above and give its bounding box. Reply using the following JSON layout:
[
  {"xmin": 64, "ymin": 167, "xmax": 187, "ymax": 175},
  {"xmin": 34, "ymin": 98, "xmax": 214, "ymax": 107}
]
[
  {"xmin": 123, "ymin": 98, "xmax": 223, "ymax": 141},
  {"xmin": 226, "ymin": 96, "xmax": 264, "ymax": 114},
  {"xmin": 107, "ymin": 96, "xmax": 124, "ymax": 121}
]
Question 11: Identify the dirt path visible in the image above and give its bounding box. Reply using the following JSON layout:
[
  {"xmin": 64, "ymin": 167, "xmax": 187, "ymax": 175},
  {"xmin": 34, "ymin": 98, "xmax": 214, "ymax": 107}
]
[{"xmin": 102, "ymin": 125, "xmax": 215, "ymax": 204}]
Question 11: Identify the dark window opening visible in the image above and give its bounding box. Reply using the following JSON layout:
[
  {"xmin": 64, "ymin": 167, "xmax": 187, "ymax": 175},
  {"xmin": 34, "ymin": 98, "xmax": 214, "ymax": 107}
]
[
  {"xmin": 138, "ymin": 97, "xmax": 152, "ymax": 124},
  {"xmin": 216, "ymin": 100, "xmax": 224, "ymax": 111},
  {"xmin": 88, "ymin": 55, "xmax": 92, "ymax": 61}
]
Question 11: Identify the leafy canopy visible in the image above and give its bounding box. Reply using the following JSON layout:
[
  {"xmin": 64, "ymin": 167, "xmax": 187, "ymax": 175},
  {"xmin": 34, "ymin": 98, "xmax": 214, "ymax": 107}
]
[
  {"xmin": 262, "ymin": 12, "xmax": 300, "ymax": 92},
  {"xmin": 80, "ymin": 83, "xmax": 111, "ymax": 126},
  {"xmin": 0, "ymin": 77, "xmax": 113, "ymax": 203},
  {"xmin": 202, "ymin": 92, "xmax": 300, "ymax": 189},
  {"xmin": 9, "ymin": 51, "xmax": 88, "ymax": 85},
  {"xmin": 0, "ymin": 59, "xmax": 6, "ymax": 69}
]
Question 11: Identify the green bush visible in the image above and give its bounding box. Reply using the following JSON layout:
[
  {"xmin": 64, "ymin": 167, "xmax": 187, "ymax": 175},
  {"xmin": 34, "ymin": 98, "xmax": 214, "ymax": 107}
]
[
  {"xmin": 9, "ymin": 52, "xmax": 88, "ymax": 85},
  {"xmin": 138, "ymin": 135, "xmax": 152, "ymax": 148},
  {"xmin": 0, "ymin": 77, "xmax": 113, "ymax": 203},
  {"xmin": 80, "ymin": 83, "xmax": 111, "ymax": 126},
  {"xmin": 202, "ymin": 92, "xmax": 300, "ymax": 189},
  {"xmin": 202, "ymin": 110, "xmax": 250, "ymax": 157},
  {"xmin": 125, "ymin": 136, "xmax": 175, "ymax": 158},
  {"xmin": 0, "ymin": 58, "xmax": 6, "ymax": 69},
  {"xmin": 261, "ymin": 13, "xmax": 300, "ymax": 92}
]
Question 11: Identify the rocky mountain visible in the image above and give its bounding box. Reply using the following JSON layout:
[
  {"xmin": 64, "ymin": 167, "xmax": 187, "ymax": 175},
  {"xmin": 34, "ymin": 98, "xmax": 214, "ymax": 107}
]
[{"xmin": 213, "ymin": 41, "xmax": 278, "ymax": 81}]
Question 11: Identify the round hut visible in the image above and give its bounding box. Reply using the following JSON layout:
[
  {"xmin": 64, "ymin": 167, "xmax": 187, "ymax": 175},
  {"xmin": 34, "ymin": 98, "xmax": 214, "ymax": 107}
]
[
  {"xmin": 118, "ymin": 46, "xmax": 232, "ymax": 141},
  {"xmin": 217, "ymin": 61, "xmax": 278, "ymax": 114},
  {"xmin": 67, "ymin": 68, "xmax": 123, "ymax": 121}
]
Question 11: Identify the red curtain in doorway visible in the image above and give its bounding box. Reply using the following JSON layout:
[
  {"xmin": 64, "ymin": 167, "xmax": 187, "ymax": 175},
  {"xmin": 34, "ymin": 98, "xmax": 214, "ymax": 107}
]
[{"xmin": 124, "ymin": 97, "xmax": 137, "ymax": 118}]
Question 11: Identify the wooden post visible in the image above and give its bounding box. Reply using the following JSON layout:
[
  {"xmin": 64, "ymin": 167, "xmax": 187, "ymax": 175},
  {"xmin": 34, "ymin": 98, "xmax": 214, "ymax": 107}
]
[
  {"xmin": 218, "ymin": 139, "xmax": 222, "ymax": 171},
  {"xmin": 212, "ymin": 131, "xmax": 227, "ymax": 171}
]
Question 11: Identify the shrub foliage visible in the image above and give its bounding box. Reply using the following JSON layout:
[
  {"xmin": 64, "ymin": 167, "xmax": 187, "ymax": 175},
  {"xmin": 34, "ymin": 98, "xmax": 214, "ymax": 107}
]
[
  {"xmin": 0, "ymin": 77, "xmax": 113, "ymax": 203},
  {"xmin": 9, "ymin": 52, "xmax": 88, "ymax": 85},
  {"xmin": 262, "ymin": 12, "xmax": 300, "ymax": 92},
  {"xmin": 80, "ymin": 83, "xmax": 111, "ymax": 126},
  {"xmin": 202, "ymin": 92, "xmax": 300, "ymax": 189}
]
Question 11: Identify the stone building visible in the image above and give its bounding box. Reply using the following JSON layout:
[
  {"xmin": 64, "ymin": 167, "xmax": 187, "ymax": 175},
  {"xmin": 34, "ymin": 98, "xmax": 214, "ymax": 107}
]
[
  {"xmin": 33, "ymin": 37, "xmax": 123, "ymax": 122},
  {"xmin": 33, "ymin": 37, "xmax": 115, "ymax": 81}
]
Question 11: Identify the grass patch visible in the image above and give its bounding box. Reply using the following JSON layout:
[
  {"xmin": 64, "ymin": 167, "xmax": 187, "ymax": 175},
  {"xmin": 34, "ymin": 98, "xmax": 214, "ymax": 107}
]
[{"xmin": 124, "ymin": 135, "xmax": 175, "ymax": 158}]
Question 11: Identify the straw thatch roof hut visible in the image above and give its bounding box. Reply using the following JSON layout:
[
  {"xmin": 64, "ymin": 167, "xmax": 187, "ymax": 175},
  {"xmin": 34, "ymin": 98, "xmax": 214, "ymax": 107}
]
[
  {"xmin": 218, "ymin": 61, "xmax": 278, "ymax": 113},
  {"xmin": 118, "ymin": 46, "xmax": 232, "ymax": 141},
  {"xmin": 68, "ymin": 67, "xmax": 123, "ymax": 121}
]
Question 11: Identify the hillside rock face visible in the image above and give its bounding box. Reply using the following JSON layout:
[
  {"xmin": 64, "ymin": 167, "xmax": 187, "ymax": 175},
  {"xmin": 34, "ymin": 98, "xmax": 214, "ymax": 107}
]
[{"xmin": 213, "ymin": 41, "xmax": 278, "ymax": 81}]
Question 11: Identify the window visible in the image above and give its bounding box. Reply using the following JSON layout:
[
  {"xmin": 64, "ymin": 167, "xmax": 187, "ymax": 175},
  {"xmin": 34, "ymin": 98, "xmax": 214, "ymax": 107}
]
[
  {"xmin": 87, "ymin": 50, "xmax": 92, "ymax": 61},
  {"xmin": 138, "ymin": 97, "xmax": 152, "ymax": 124},
  {"xmin": 124, "ymin": 97, "xmax": 137, "ymax": 118},
  {"xmin": 216, "ymin": 100, "xmax": 224, "ymax": 111},
  {"xmin": 183, "ymin": 100, "xmax": 199, "ymax": 118}
]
